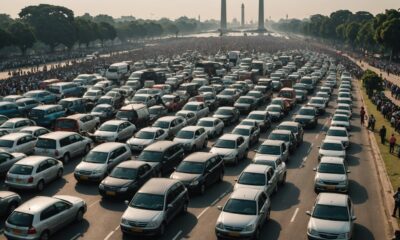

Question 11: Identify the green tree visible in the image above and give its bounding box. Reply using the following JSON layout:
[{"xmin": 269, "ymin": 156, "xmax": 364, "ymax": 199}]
[
  {"xmin": 19, "ymin": 4, "xmax": 77, "ymax": 51},
  {"xmin": 0, "ymin": 28, "xmax": 13, "ymax": 49},
  {"xmin": 362, "ymin": 70, "xmax": 383, "ymax": 98},
  {"xmin": 94, "ymin": 14, "xmax": 114, "ymax": 25},
  {"xmin": 357, "ymin": 21, "xmax": 376, "ymax": 51},
  {"xmin": 98, "ymin": 22, "xmax": 116, "ymax": 45},
  {"xmin": 7, "ymin": 20, "xmax": 36, "ymax": 55},
  {"xmin": 377, "ymin": 18, "xmax": 400, "ymax": 61},
  {"xmin": 0, "ymin": 14, "xmax": 13, "ymax": 28},
  {"xmin": 345, "ymin": 22, "xmax": 361, "ymax": 47},
  {"xmin": 75, "ymin": 18, "xmax": 98, "ymax": 47}
]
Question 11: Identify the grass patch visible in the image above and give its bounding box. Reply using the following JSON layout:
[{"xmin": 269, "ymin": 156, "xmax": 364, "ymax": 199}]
[{"xmin": 361, "ymin": 89, "xmax": 400, "ymax": 189}]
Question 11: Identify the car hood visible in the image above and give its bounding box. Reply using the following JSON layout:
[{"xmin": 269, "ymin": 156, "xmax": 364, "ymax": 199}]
[
  {"xmin": 218, "ymin": 211, "xmax": 257, "ymax": 228},
  {"xmin": 234, "ymin": 103, "xmax": 250, "ymax": 107},
  {"xmin": 54, "ymin": 195, "xmax": 83, "ymax": 205},
  {"xmin": 210, "ymin": 147, "xmax": 236, "ymax": 156},
  {"xmin": 173, "ymin": 138, "xmax": 193, "ymax": 144},
  {"xmin": 325, "ymin": 136, "xmax": 349, "ymax": 142},
  {"xmin": 308, "ymin": 217, "xmax": 351, "ymax": 234},
  {"xmin": 319, "ymin": 149, "xmax": 346, "ymax": 157},
  {"xmin": 102, "ymin": 176, "xmax": 134, "ymax": 187},
  {"xmin": 254, "ymin": 154, "xmax": 280, "ymax": 161},
  {"xmin": 11, "ymin": 152, "xmax": 27, "ymax": 159},
  {"xmin": 170, "ymin": 172, "xmax": 200, "ymax": 182},
  {"xmin": 127, "ymin": 138, "xmax": 154, "ymax": 146},
  {"xmin": 217, "ymin": 95, "xmax": 233, "ymax": 99},
  {"xmin": 295, "ymin": 115, "xmax": 314, "ymax": 120},
  {"xmin": 94, "ymin": 131, "xmax": 115, "ymax": 137},
  {"xmin": 213, "ymin": 114, "xmax": 231, "ymax": 119},
  {"xmin": 234, "ymin": 183, "xmax": 265, "ymax": 192},
  {"xmin": 315, "ymin": 172, "xmax": 347, "ymax": 182},
  {"xmin": 76, "ymin": 161, "xmax": 107, "ymax": 172},
  {"xmin": 122, "ymin": 207, "xmax": 163, "ymax": 222},
  {"xmin": 331, "ymin": 120, "xmax": 349, "ymax": 126}
]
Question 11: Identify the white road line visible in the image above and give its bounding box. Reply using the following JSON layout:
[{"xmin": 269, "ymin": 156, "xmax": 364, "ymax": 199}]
[
  {"xmin": 211, "ymin": 190, "xmax": 231, "ymax": 206},
  {"xmin": 172, "ymin": 230, "xmax": 183, "ymax": 240},
  {"xmin": 70, "ymin": 233, "xmax": 81, "ymax": 240},
  {"xmin": 314, "ymin": 134, "xmax": 319, "ymax": 140},
  {"xmin": 290, "ymin": 208, "xmax": 300, "ymax": 223},
  {"xmin": 104, "ymin": 231, "xmax": 115, "ymax": 240},
  {"xmin": 114, "ymin": 226, "xmax": 120, "ymax": 231},
  {"xmin": 88, "ymin": 199, "xmax": 100, "ymax": 208},
  {"xmin": 197, "ymin": 207, "xmax": 210, "ymax": 219}
]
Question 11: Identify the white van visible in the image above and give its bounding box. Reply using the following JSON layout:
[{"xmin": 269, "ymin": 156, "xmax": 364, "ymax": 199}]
[{"xmin": 106, "ymin": 62, "xmax": 129, "ymax": 81}]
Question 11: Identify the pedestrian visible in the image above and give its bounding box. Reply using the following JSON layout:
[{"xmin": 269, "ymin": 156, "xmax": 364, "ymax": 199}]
[
  {"xmin": 371, "ymin": 114, "xmax": 376, "ymax": 131},
  {"xmin": 390, "ymin": 134, "xmax": 397, "ymax": 154},
  {"xmin": 380, "ymin": 126, "xmax": 387, "ymax": 144},
  {"xmin": 393, "ymin": 187, "xmax": 400, "ymax": 217},
  {"xmin": 360, "ymin": 107, "xmax": 366, "ymax": 126}
]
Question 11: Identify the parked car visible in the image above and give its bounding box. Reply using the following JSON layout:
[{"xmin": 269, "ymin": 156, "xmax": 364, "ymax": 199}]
[
  {"xmin": 55, "ymin": 114, "xmax": 100, "ymax": 134},
  {"xmin": 182, "ymin": 102, "xmax": 209, "ymax": 119},
  {"xmin": 16, "ymin": 98, "xmax": 40, "ymax": 116},
  {"xmin": 0, "ymin": 191, "xmax": 21, "ymax": 217},
  {"xmin": 173, "ymin": 126, "xmax": 208, "ymax": 152},
  {"xmin": 294, "ymin": 106, "xmax": 318, "ymax": 129},
  {"xmin": 210, "ymin": 134, "xmax": 248, "ymax": 165},
  {"xmin": 4, "ymin": 195, "xmax": 87, "ymax": 240},
  {"xmin": 314, "ymin": 156, "xmax": 349, "ymax": 193},
  {"xmin": 318, "ymin": 139, "xmax": 346, "ymax": 160},
  {"xmin": 245, "ymin": 111, "xmax": 271, "ymax": 132},
  {"xmin": 212, "ymin": 107, "xmax": 240, "ymax": 125},
  {"xmin": 126, "ymin": 127, "xmax": 168, "ymax": 152},
  {"xmin": 253, "ymin": 155, "xmax": 287, "ymax": 185},
  {"xmin": 5, "ymin": 156, "xmax": 63, "ymax": 191},
  {"xmin": 161, "ymin": 94, "xmax": 186, "ymax": 112},
  {"xmin": 0, "ymin": 102, "xmax": 21, "ymax": 118},
  {"xmin": 265, "ymin": 105, "xmax": 284, "ymax": 122},
  {"xmin": 23, "ymin": 90, "xmax": 58, "ymax": 104},
  {"xmin": 58, "ymin": 97, "xmax": 88, "ymax": 114},
  {"xmin": 215, "ymin": 188, "xmax": 271, "ymax": 240},
  {"xmin": 152, "ymin": 116, "xmax": 187, "ymax": 139},
  {"xmin": 232, "ymin": 125, "xmax": 260, "ymax": 147},
  {"xmin": 0, "ymin": 151, "xmax": 26, "ymax": 176},
  {"xmin": 196, "ymin": 117, "xmax": 224, "ymax": 138},
  {"xmin": 234, "ymin": 96, "xmax": 257, "ymax": 114},
  {"xmin": 0, "ymin": 132, "xmax": 37, "ymax": 155},
  {"xmin": 331, "ymin": 114, "xmax": 351, "ymax": 130},
  {"xmin": 148, "ymin": 105, "xmax": 168, "ymax": 124},
  {"xmin": 325, "ymin": 126, "xmax": 350, "ymax": 148},
  {"xmin": 234, "ymin": 164, "xmax": 279, "ymax": 196},
  {"xmin": 94, "ymin": 120, "xmax": 136, "ymax": 143},
  {"xmin": 74, "ymin": 143, "xmax": 131, "ymax": 182},
  {"xmin": 268, "ymin": 130, "xmax": 296, "ymax": 154},
  {"xmin": 19, "ymin": 126, "xmax": 51, "ymax": 137},
  {"xmin": 277, "ymin": 121, "xmax": 304, "ymax": 146},
  {"xmin": 176, "ymin": 110, "xmax": 198, "ymax": 126},
  {"xmin": 0, "ymin": 118, "xmax": 35, "ymax": 133},
  {"xmin": 91, "ymin": 104, "xmax": 116, "ymax": 122},
  {"xmin": 255, "ymin": 139, "xmax": 289, "ymax": 163},
  {"xmin": 29, "ymin": 105, "xmax": 66, "ymax": 128},
  {"xmin": 120, "ymin": 178, "xmax": 189, "ymax": 237},
  {"xmin": 170, "ymin": 152, "xmax": 224, "ymax": 195}
]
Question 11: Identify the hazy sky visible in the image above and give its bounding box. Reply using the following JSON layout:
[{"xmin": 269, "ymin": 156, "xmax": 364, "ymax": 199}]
[{"xmin": 1, "ymin": 0, "xmax": 399, "ymax": 21}]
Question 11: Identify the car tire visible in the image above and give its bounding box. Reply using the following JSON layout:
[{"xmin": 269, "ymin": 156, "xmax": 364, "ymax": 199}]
[
  {"xmin": 63, "ymin": 153, "xmax": 70, "ymax": 164},
  {"xmin": 57, "ymin": 168, "xmax": 63, "ymax": 179},
  {"xmin": 75, "ymin": 209, "xmax": 84, "ymax": 222},
  {"xmin": 36, "ymin": 180, "xmax": 45, "ymax": 192},
  {"xmin": 39, "ymin": 230, "xmax": 50, "ymax": 240}
]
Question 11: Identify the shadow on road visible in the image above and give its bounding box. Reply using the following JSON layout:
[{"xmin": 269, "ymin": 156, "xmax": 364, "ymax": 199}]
[
  {"xmin": 189, "ymin": 180, "xmax": 233, "ymax": 209},
  {"xmin": 349, "ymin": 179, "xmax": 369, "ymax": 204},
  {"xmin": 261, "ymin": 219, "xmax": 282, "ymax": 240},
  {"xmin": 354, "ymin": 223, "xmax": 375, "ymax": 240},
  {"xmin": 74, "ymin": 181, "xmax": 100, "ymax": 196},
  {"xmin": 271, "ymin": 182, "xmax": 300, "ymax": 211}
]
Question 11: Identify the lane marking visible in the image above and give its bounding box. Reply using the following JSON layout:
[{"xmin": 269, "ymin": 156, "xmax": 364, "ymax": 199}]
[
  {"xmin": 104, "ymin": 231, "xmax": 115, "ymax": 240},
  {"xmin": 211, "ymin": 190, "xmax": 231, "ymax": 206},
  {"xmin": 314, "ymin": 134, "xmax": 319, "ymax": 140},
  {"xmin": 172, "ymin": 230, "xmax": 183, "ymax": 240},
  {"xmin": 114, "ymin": 226, "xmax": 120, "ymax": 231},
  {"xmin": 197, "ymin": 207, "xmax": 210, "ymax": 219},
  {"xmin": 70, "ymin": 233, "xmax": 81, "ymax": 240},
  {"xmin": 290, "ymin": 208, "xmax": 300, "ymax": 223},
  {"xmin": 88, "ymin": 199, "xmax": 100, "ymax": 208}
]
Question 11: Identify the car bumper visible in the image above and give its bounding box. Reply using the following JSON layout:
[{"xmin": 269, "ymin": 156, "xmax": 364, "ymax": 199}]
[
  {"xmin": 4, "ymin": 232, "xmax": 40, "ymax": 240},
  {"xmin": 307, "ymin": 233, "xmax": 349, "ymax": 240},
  {"xmin": 215, "ymin": 228, "xmax": 256, "ymax": 239},
  {"xmin": 129, "ymin": 144, "xmax": 145, "ymax": 152},
  {"xmin": 315, "ymin": 183, "xmax": 348, "ymax": 193},
  {"xmin": 99, "ymin": 188, "xmax": 134, "ymax": 199},
  {"xmin": 5, "ymin": 181, "xmax": 36, "ymax": 189},
  {"xmin": 120, "ymin": 224, "xmax": 161, "ymax": 236},
  {"xmin": 74, "ymin": 173, "xmax": 104, "ymax": 182}
]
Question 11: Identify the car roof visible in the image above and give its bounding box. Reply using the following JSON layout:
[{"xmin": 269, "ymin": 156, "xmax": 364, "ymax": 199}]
[
  {"xmin": 243, "ymin": 164, "xmax": 270, "ymax": 174},
  {"xmin": 117, "ymin": 160, "xmax": 148, "ymax": 169},
  {"xmin": 103, "ymin": 120, "xmax": 126, "ymax": 125},
  {"xmin": 20, "ymin": 126, "xmax": 47, "ymax": 131},
  {"xmin": 40, "ymin": 131, "xmax": 76, "ymax": 139},
  {"xmin": 157, "ymin": 116, "xmax": 180, "ymax": 122},
  {"xmin": 65, "ymin": 114, "xmax": 90, "ymax": 120},
  {"xmin": 144, "ymin": 141, "xmax": 177, "ymax": 151},
  {"xmin": 139, "ymin": 178, "xmax": 179, "ymax": 195},
  {"xmin": 15, "ymin": 196, "xmax": 59, "ymax": 214},
  {"xmin": 4, "ymin": 118, "xmax": 28, "ymax": 123},
  {"xmin": 271, "ymin": 129, "xmax": 292, "ymax": 135},
  {"xmin": 230, "ymin": 188, "xmax": 262, "ymax": 201},
  {"xmin": 322, "ymin": 139, "xmax": 343, "ymax": 144},
  {"xmin": 261, "ymin": 139, "xmax": 284, "ymax": 146},
  {"xmin": 180, "ymin": 126, "xmax": 203, "ymax": 132},
  {"xmin": 328, "ymin": 126, "xmax": 347, "ymax": 131},
  {"xmin": 121, "ymin": 104, "xmax": 146, "ymax": 110},
  {"xmin": 279, "ymin": 121, "xmax": 299, "ymax": 127},
  {"xmin": 139, "ymin": 127, "xmax": 162, "ymax": 133},
  {"xmin": 249, "ymin": 111, "xmax": 267, "ymax": 115},
  {"xmin": 0, "ymin": 132, "xmax": 31, "ymax": 140},
  {"xmin": 16, "ymin": 156, "xmax": 53, "ymax": 166},
  {"xmin": 217, "ymin": 107, "xmax": 235, "ymax": 110},
  {"xmin": 33, "ymin": 105, "xmax": 61, "ymax": 110},
  {"xmin": 184, "ymin": 152, "xmax": 217, "ymax": 162},
  {"xmin": 316, "ymin": 193, "xmax": 348, "ymax": 207},
  {"xmin": 320, "ymin": 156, "xmax": 345, "ymax": 164},
  {"xmin": 199, "ymin": 117, "xmax": 219, "ymax": 121},
  {"xmin": 219, "ymin": 134, "xmax": 241, "ymax": 140},
  {"xmin": 234, "ymin": 125, "xmax": 253, "ymax": 130},
  {"xmin": 92, "ymin": 142, "xmax": 127, "ymax": 152}
]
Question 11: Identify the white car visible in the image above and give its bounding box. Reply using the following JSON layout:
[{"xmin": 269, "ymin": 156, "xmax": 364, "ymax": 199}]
[
  {"xmin": 331, "ymin": 114, "xmax": 351, "ymax": 130},
  {"xmin": 182, "ymin": 102, "xmax": 209, "ymax": 119},
  {"xmin": 314, "ymin": 156, "xmax": 349, "ymax": 193},
  {"xmin": 19, "ymin": 126, "xmax": 51, "ymax": 137},
  {"xmin": 210, "ymin": 134, "xmax": 248, "ymax": 165},
  {"xmin": 173, "ymin": 126, "xmax": 208, "ymax": 152},
  {"xmin": 0, "ymin": 118, "xmax": 35, "ymax": 133},
  {"xmin": 0, "ymin": 150, "xmax": 26, "ymax": 176},
  {"xmin": 318, "ymin": 139, "xmax": 346, "ymax": 160},
  {"xmin": 176, "ymin": 110, "xmax": 198, "ymax": 126},
  {"xmin": 196, "ymin": 117, "xmax": 224, "ymax": 138},
  {"xmin": 265, "ymin": 104, "xmax": 284, "ymax": 121},
  {"xmin": 0, "ymin": 133, "xmax": 37, "ymax": 154},
  {"xmin": 152, "ymin": 116, "xmax": 187, "ymax": 139},
  {"xmin": 94, "ymin": 120, "xmax": 136, "ymax": 143},
  {"xmin": 307, "ymin": 193, "xmax": 356, "ymax": 240},
  {"xmin": 255, "ymin": 140, "xmax": 289, "ymax": 162},
  {"xmin": 307, "ymin": 97, "xmax": 326, "ymax": 114},
  {"xmin": 232, "ymin": 125, "xmax": 260, "ymax": 147},
  {"xmin": 126, "ymin": 127, "xmax": 168, "ymax": 152},
  {"xmin": 325, "ymin": 126, "xmax": 350, "ymax": 148},
  {"xmin": 234, "ymin": 164, "xmax": 279, "ymax": 196}
]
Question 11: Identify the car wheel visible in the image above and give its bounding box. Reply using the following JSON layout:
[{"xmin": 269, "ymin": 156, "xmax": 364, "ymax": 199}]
[
  {"xmin": 37, "ymin": 180, "xmax": 45, "ymax": 192},
  {"xmin": 63, "ymin": 154, "xmax": 70, "ymax": 164},
  {"xmin": 199, "ymin": 184, "xmax": 206, "ymax": 195},
  {"xmin": 39, "ymin": 231, "xmax": 50, "ymax": 240},
  {"xmin": 57, "ymin": 168, "xmax": 63, "ymax": 179},
  {"xmin": 75, "ymin": 209, "xmax": 84, "ymax": 222}
]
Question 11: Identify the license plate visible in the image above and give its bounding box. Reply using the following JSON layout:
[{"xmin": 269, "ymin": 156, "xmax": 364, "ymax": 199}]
[
  {"xmin": 80, "ymin": 176, "xmax": 89, "ymax": 180},
  {"xmin": 228, "ymin": 232, "xmax": 241, "ymax": 237},
  {"xmin": 131, "ymin": 227, "xmax": 143, "ymax": 233},
  {"xmin": 106, "ymin": 191, "xmax": 116, "ymax": 196},
  {"xmin": 326, "ymin": 185, "xmax": 336, "ymax": 190},
  {"xmin": 12, "ymin": 229, "xmax": 22, "ymax": 234},
  {"xmin": 15, "ymin": 178, "xmax": 22, "ymax": 183}
]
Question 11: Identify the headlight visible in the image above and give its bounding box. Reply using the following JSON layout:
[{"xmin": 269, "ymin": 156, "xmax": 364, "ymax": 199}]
[
  {"xmin": 216, "ymin": 222, "xmax": 224, "ymax": 229},
  {"xmin": 244, "ymin": 223, "xmax": 256, "ymax": 232},
  {"xmin": 307, "ymin": 228, "xmax": 318, "ymax": 236},
  {"xmin": 339, "ymin": 180, "xmax": 347, "ymax": 185},
  {"xmin": 92, "ymin": 170, "xmax": 104, "ymax": 175},
  {"xmin": 315, "ymin": 178, "xmax": 323, "ymax": 184},
  {"xmin": 190, "ymin": 180, "xmax": 199, "ymax": 186},
  {"xmin": 121, "ymin": 218, "xmax": 129, "ymax": 225},
  {"xmin": 99, "ymin": 184, "xmax": 105, "ymax": 190},
  {"xmin": 119, "ymin": 187, "xmax": 129, "ymax": 192}
]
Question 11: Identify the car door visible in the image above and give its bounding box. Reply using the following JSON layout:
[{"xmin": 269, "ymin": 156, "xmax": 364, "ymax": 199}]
[
  {"xmin": 39, "ymin": 205, "xmax": 59, "ymax": 233},
  {"xmin": 53, "ymin": 201, "xmax": 75, "ymax": 231},
  {"xmin": 66, "ymin": 135, "xmax": 79, "ymax": 157},
  {"xmin": 165, "ymin": 186, "xmax": 179, "ymax": 222},
  {"xmin": 257, "ymin": 193, "xmax": 268, "ymax": 226},
  {"xmin": 47, "ymin": 159, "xmax": 60, "ymax": 180},
  {"xmin": 15, "ymin": 137, "xmax": 27, "ymax": 153},
  {"xmin": 268, "ymin": 168, "xmax": 278, "ymax": 193},
  {"xmin": 275, "ymin": 158, "xmax": 284, "ymax": 180},
  {"xmin": 281, "ymin": 143, "xmax": 288, "ymax": 162},
  {"xmin": 25, "ymin": 135, "xmax": 37, "ymax": 154},
  {"xmin": 137, "ymin": 164, "xmax": 152, "ymax": 186},
  {"xmin": 237, "ymin": 137, "xmax": 247, "ymax": 159},
  {"xmin": 117, "ymin": 123, "xmax": 126, "ymax": 140},
  {"xmin": 36, "ymin": 160, "xmax": 52, "ymax": 182}
]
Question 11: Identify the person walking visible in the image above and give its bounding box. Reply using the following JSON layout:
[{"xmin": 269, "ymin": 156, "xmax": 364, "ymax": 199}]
[
  {"xmin": 390, "ymin": 134, "xmax": 397, "ymax": 154},
  {"xmin": 380, "ymin": 126, "xmax": 387, "ymax": 144},
  {"xmin": 360, "ymin": 107, "xmax": 366, "ymax": 126},
  {"xmin": 393, "ymin": 187, "xmax": 400, "ymax": 217},
  {"xmin": 370, "ymin": 114, "xmax": 376, "ymax": 131}
]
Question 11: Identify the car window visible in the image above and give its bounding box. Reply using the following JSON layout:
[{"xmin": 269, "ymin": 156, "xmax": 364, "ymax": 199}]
[
  {"xmin": 173, "ymin": 183, "xmax": 185, "ymax": 199},
  {"xmin": 281, "ymin": 144, "xmax": 286, "ymax": 152},
  {"xmin": 36, "ymin": 161, "xmax": 50, "ymax": 173},
  {"xmin": 47, "ymin": 159, "xmax": 58, "ymax": 166},
  {"xmin": 276, "ymin": 158, "xmax": 282, "ymax": 166},
  {"xmin": 17, "ymin": 137, "xmax": 25, "ymax": 145},
  {"xmin": 60, "ymin": 137, "xmax": 71, "ymax": 147},
  {"xmin": 166, "ymin": 189, "xmax": 176, "ymax": 205},
  {"xmin": 54, "ymin": 201, "xmax": 71, "ymax": 213},
  {"xmin": 40, "ymin": 205, "xmax": 58, "ymax": 221},
  {"xmin": 0, "ymin": 152, "xmax": 12, "ymax": 164},
  {"xmin": 257, "ymin": 193, "xmax": 267, "ymax": 212}
]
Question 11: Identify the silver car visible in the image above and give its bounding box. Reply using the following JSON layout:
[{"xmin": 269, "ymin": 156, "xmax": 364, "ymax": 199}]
[
  {"xmin": 196, "ymin": 117, "xmax": 224, "ymax": 138},
  {"xmin": 306, "ymin": 193, "xmax": 356, "ymax": 240},
  {"xmin": 0, "ymin": 133, "xmax": 37, "ymax": 155},
  {"xmin": 173, "ymin": 126, "xmax": 208, "ymax": 152},
  {"xmin": 5, "ymin": 156, "xmax": 63, "ymax": 191},
  {"xmin": 215, "ymin": 188, "xmax": 271, "ymax": 239},
  {"xmin": 4, "ymin": 195, "xmax": 87, "ymax": 240},
  {"xmin": 126, "ymin": 127, "xmax": 168, "ymax": 152},
  {"xmin": 182, "ymin": 102, "xmax": 209, "ymax": 119},
  {"xmin": 210, "ymin": 134, "xmax": 248, "ymax": 165},
  {"xmin": 152, "ymin": 116, "xmax": 187, "ymax": 139},
  {"xmin": 253, "ymin": 155, "xmax": 287, "ymax": 185},
  {"xmin": 314, "ymin": 157, "xmax": 349, "ymax": 193},
  {"xmin": 234, "ymin": 164, "xmax": 279, "ymax": 196},
  {"xmin": 255, "ymin": 140, "xmax": 289, "ymax": 163},
  {"xmin": 94, "ymin": 120, "xmax": 137, "ymax": 143}
]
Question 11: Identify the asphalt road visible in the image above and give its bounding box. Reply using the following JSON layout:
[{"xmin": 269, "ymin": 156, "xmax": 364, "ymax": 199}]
[{"xmin": 0, "ymin": 76, "xmax": 390, "ymax": 240}]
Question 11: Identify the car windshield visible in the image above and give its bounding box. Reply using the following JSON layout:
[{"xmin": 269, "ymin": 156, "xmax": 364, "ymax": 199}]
[
  {"xmin": 99, "ymin": 124, "xmax": 118, "ymax": 132},
  {"xmin": 0, "ymin": 139, "xmax": 14, "ymax": 148},
  {"xmin": 176, "ymin": 161, "xmax": 204, "ymax": 174},
  {"xmin": 267, "ymin": 106, "xmax": 280, "ymax": 112},
  {"xmin": 36, "ymin": 138, "xmax": 56, "ymax": 149},
  {"xmin": 232, "ymin": 128, "xmax": 250, "ymax": 137},
  {"xmin": 299, "ymin": 109, "xmax": 315, "ymax": 116},
  {"xmin": 321, "ymin": 142, "xmax": 343, "ymax": 151},
  {"xmin": 269, "ymin": 133, "xmax": 289, "ymax": 142},
  {"xmin": 220, "ymin": 90, "xmax": 234, "ymax": 95},
  {"xmin": 0, "ymin": 122, "xmax": 14, "ymax": 128},
  {"xmin": 310, "ymin": 99, "xmax": 324, "ymax": 104},
  {"xmin": 138, "ymin": 151, "xmax": 163, "ymax": 162},
  {"xmin": 258, "ymin": 145, "xmax": 281, "ymax": 155},
  {"xmin": 255, "ymin": 160, "xmax": 276, "ymax": 169},
  {"xmin": 153, "ymin": 121, "xmax": 170, "ymax": 129},
  {"xmin": 116, "ymin": 111, "xmax": 135, "ymax": 119},
  {"xmin": 215, "ymin": 109, "xmax": 233, "ymax": 116},
  {"xmin": 130, "ymin": 193, "xmax": 164, "ymax": 211},
  {"xmin": 318, "ymin": 163, "xmax": 345, "ymax": 174},
  {"xmin": 85, "ymin": 92, "xmax": 97, "ymax": 96},
  {"xmin": 223, "ymin": 199, "xmax": 257, "ymax": 215},
  {"xmin": 278, "ymin": 125, "xmax": 298, "ymax": 133},
  {"xmin": 55, "ymin": 119, "xmax": 76, "ymax": 129},
  {"xmin": 98, "ymin": 98, "xmax": 112, "ymax": 104},
  {"xmin": 312, "ymin": 204, "xmax": 349, "ymax": 221},
  {"xmin": 59, "ymin": 100, "xmax": 72, "ymax": 108},
  {"xmin": 183, "ymin": 104, "xmax": 198, "ymax": 111},
  {"xmin": 333, "ymin": 116, "xmax": 348, "ymax": 121},
  {"xmin": 9, "ymin": 164, "xmax": 33, "ymax": 175},
  {"xmin": 176, "ymin": 130, "xmax": 194, "ymax": 139},
  {"xmin": 92, "ymin": 106, "xmax": 110, "ymax": 113},
  {"xmin": 110, "ymin": 167, "xmax": 137, "ymax": 180},
  {"xmin": 133, "ymin": 96, "xmax": 147, "ymax": 102},
  {"xmin": 248, "ymin": 114, "xmax": 264, "ymax": 121},
  {"xmin": 7, "ymin": 212, "xmax": 33, "ymax": 227},
  {"xmin": 135, "ymin": 131, "xmax": 155, "ymax": 139},
  {"xmin": 83, "ymin": 151, "xmax": 109, "ymax": 163},
  {"xmin": 238, "ymin": 172, "xmax": 266, "ymax": 186},
  {"xmin": 327, "ymin": 129, "xmax": 347, "ymax": 137},
  {"xmin": 214, "ymin": 139, "xmax": 236, "ymax": 149},
  {"xmin": 237, "ymin": 98, "xmax": 253, "ymax": 104},
  {"xmin": 198, "ymin": 120, "xmax": 213, "ymax": 127}
]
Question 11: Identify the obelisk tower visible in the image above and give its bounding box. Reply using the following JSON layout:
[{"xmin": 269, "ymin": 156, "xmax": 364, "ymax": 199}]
[
  {"xmin": 258, "ymin": 0, "xmax": 265, "ymax": 31},
  {"xmin": 221, "ymin": 0, "xmax": 227, "ymax": 31},
  {"xmin": 241, "ymin": 3, "xmax": 245, "ymax": 28}
]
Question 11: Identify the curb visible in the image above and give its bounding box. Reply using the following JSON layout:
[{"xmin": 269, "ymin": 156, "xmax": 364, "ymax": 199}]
[{"xmin": 357, "ymin": 80, "xmax": 398, "ymax": 239}]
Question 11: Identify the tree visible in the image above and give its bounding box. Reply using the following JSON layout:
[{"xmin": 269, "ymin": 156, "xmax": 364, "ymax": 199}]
[
  {"xmin": 0, "ymin": 14, "xmax": 13, "ymax": 28},
  {"xmin": 98, "ymin": 22, "xmax": 116, "ymax": 45},
  {"xmin": 377, "ymin": 18, "xmax": 400, "ymax": 61},
  {"xmin": 362, "ymin": 70, "xmax": 383, "ymax": 98},
  {"xmin": 75, "ymin": 18, "xmax": 98, "ymax": 47},
  {"xmin": 94, "ymin": 14, "xmax": 114, "ymax": 25},
  {"xmin": 345, "ymin": 22, "xmax": 361, "ymax": 47},
  {"xmin": 7, "ymin": 20, "xmax": 36, "ymax": 55},
  {"xmin": 357, "ymin": 21, "xmax": 376, "ymax": 51},
  {"xmin": 0, "ymin": 28, "xmax": 13, "ymax": 49},
  {"xmin": 19, "ymin": 4, "xmax": 77, "ymax": 51},
  {"xmin": 352, "ymin": 11, "xmax": 374, "ymax": 23}
]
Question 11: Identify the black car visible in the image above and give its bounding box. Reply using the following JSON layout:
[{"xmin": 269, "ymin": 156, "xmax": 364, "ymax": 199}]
[
  {"xmin": 99, "ymin": 161, "xmax": 154, "ymax": 199},
  {"xmin": 170, "ymin": 152, "xmax": 224, "ymax": 195},
  {"xmin": 137, "ymin": 141, "xmax": 184, "ymax": 177},
  {"xmin": 0, "ymin": 191, "xmax": 21, "ymax": 217},
  {"xmin": 212, "ymin": 107, "xmax": 240, "ymax": 125},
  {"xmin": 294, "ymin": 106, "xmax": 318, "ymax": 129}
]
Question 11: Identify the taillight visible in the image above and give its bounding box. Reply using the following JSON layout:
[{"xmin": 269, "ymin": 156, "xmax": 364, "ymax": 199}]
[
  {"xmin": 27, "ymin": 177, "xmax": 33, "ymax": 183},
  {"xmin": 27, "ymin": 227, "xmax": 36, "ymax": 234},
  {"xmin": 55, "ymin": 150, "xmax": 59, "ymax": 157}
]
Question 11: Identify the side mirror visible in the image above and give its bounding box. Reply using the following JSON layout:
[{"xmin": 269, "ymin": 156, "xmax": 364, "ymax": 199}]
[
  {"xmin": 351, "ymin": 216, "xmax": 357, "ymax": 221},
  {"xmin": 313, "ymin": 168, "xmax": 317, "ymax": 171},
  {"xmin": 217, "ymin": 206, "xmax": 223, "ymax": 211},
  {"xmin": 234, "ymin": 178, "xmax": 238, "ymax": 182},
  {"xmin": 306, "ymin": 211, "xmax": 311, "ymax": 216},
  {"xmin": 124, "ymin": 200, "xmax": 129, "ymax": 205},
  {"xmin": 347, "ymin": 170, "xmax": 351, "ymax": 173}
]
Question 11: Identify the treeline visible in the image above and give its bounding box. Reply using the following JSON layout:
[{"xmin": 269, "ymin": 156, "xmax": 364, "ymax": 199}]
[
  {"xmin": 272, "ymin": 9, "xmax": 400, "ymax": 60},
  {"xmin": 0, "ymin": 4, "xmax": 219, "ymax": 54}
]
